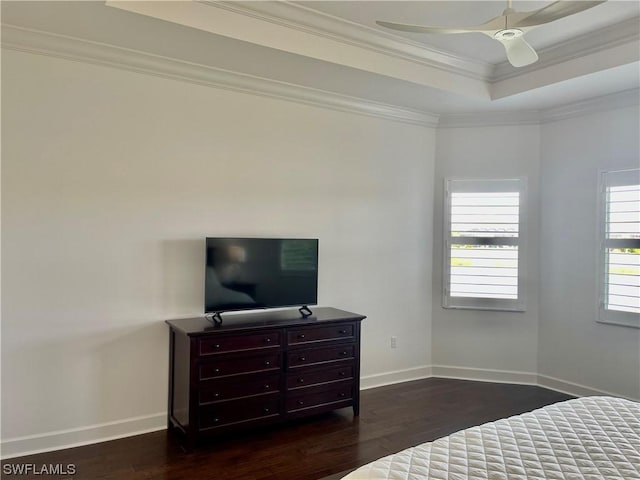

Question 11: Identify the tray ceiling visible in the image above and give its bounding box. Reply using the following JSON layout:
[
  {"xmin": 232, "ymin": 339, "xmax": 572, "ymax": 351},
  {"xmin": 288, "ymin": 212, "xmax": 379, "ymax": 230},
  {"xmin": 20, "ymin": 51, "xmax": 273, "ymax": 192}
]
[{"xmin": 1, "ymin": 1, "xmax": 638, "ymax": 117}]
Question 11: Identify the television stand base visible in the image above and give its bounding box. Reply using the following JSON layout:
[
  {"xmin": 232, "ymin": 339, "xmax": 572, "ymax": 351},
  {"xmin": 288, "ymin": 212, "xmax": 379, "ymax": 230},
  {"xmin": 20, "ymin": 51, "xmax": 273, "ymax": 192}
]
[
  {"xmin": 299, "ymin": 305, "xmax": 313, "ymax": 318},
  {"xmin": 206, "ymin": 312, "xmax": 223, "ymax": 326}
]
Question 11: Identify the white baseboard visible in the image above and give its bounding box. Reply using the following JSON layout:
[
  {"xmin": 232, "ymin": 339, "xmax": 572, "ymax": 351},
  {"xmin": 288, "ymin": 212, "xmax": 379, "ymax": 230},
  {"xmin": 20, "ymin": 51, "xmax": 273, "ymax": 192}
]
[
  {"xmin": 360, "ymin": 365, "xmax": 432, "ymax": 390},
  {"xmin": 1, "ymin": 413, "xmax": 166, "ymax": 460},
  {"xmin": 1, "ymin": 366, "xmax": 433, "ymax": 459},
  {"xmin": 431, "ymin": 365, "xmax": 538, "ymax": 386},
  {"xmin": 430, "ymin": 365, "xmax": 640, "ymax": 402},
  {"xmin": 537, "ymin": 374, "xmax": 639, "ymax": 401},
  {"xmin": 3, "ymin": 367, "xmax": 636, "ymax": 459}
]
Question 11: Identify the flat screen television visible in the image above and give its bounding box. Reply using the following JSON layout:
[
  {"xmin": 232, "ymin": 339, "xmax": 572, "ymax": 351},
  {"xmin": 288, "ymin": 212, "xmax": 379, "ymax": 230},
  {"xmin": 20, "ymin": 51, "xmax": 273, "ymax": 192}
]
[{"xmin": 204, "ymin": 237, "xmax": 318, "ymax": 320}]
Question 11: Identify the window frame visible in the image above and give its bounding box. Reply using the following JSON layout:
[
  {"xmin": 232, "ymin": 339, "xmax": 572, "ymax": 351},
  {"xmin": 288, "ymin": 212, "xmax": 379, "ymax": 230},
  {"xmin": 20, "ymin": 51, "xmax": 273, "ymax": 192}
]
[
  {"xmin": 443, "ymin": 177, "xmax": 527, "ymax": 312},
  {"xmin": 597, "ymin": 168, "xmax": 640, "ymax": 329}
]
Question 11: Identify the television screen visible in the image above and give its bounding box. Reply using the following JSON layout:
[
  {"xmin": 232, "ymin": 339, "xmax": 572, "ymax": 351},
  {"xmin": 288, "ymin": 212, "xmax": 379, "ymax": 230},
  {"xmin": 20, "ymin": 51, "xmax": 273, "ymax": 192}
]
[{"xmin": 205, "ymin": 238, "xmax": 318, "ymax": 313}]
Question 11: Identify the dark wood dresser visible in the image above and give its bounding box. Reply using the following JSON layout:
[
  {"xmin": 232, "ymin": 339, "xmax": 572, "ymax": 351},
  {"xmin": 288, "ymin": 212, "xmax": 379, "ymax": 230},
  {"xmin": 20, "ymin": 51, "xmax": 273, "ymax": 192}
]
[{"xmin": 166, "ymin": 307, "xmax": 365, "ymax": 447}]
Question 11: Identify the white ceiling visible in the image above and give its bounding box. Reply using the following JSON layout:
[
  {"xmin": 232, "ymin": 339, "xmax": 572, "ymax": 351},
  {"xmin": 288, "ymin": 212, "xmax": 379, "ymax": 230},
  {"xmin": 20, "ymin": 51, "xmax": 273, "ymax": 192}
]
[{"xmin": 1, "ymin": 1, "xmax": 639, "ymax": 117}]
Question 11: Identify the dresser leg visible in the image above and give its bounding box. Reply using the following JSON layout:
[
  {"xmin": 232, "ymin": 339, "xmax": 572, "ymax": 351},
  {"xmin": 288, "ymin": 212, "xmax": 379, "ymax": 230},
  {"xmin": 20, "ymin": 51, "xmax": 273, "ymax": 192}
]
[
  {"xmin": 184, "ymin": 431, "xmax": 197, "ymax": 453},
  {"xmin": 353, "ymin": 402, "xmax": 360, "ymax": 416}
]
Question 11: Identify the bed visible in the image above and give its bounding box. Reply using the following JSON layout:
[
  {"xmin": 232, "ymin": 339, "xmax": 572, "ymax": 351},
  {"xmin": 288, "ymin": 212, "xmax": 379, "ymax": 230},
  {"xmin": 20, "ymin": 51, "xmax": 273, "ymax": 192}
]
[{"xmin": 341, "ymin": 396, "xmax": 640, "ymax": 480}]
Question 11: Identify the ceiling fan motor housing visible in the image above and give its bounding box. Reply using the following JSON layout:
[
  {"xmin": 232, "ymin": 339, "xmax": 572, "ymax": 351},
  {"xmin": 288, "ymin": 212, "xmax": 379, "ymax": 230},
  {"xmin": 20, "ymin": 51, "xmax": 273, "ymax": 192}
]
[{"xmin": 494, "ymin": 28, "xmax": 524, "ymax": 41}]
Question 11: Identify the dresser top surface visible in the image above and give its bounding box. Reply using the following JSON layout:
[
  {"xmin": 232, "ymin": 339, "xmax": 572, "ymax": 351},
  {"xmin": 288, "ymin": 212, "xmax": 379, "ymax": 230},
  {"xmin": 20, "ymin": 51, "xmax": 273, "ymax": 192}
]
[{"xmin": 166, "ymin": 307, "xmax": 365, "ymax": 336}]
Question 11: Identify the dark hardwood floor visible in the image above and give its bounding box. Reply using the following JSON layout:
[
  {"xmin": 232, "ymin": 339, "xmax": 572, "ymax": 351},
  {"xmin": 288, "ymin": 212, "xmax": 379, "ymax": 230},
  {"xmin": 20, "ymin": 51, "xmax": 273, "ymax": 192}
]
[{"xmin": 2, "ymin": 378, "xmax": 573, "ymax": 480}]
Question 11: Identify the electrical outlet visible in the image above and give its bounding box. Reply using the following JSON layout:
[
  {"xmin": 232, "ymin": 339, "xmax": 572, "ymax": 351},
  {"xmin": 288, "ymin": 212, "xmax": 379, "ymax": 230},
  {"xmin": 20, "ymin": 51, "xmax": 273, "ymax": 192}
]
[{"xmin": 391, "ymin": 336, "xmax": 397, "ymax": 349}]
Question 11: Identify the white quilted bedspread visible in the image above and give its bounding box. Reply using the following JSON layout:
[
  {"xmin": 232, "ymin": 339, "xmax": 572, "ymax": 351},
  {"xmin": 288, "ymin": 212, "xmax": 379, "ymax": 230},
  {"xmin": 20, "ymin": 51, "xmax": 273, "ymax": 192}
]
[{"xmin": 342, "ymin": 396, "xmax": 640, "ymax": 480}]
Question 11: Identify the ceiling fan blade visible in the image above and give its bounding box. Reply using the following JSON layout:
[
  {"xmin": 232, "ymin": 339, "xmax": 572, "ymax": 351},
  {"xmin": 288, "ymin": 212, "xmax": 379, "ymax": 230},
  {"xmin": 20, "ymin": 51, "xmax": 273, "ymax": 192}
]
[
  {"xmin": 375, "ymin": 7, "xmax": 518, "ymax": 36},
  {"xmin": 375, "ymin": 20, "xmax": 480, "ymax": 34},
  {"xmin": 497, "ymin": 35, "xmax": 539, "ymax": 67},
  {"xmin": 513, "ymin": 1, "xmax": 606, "ymax": 28}
]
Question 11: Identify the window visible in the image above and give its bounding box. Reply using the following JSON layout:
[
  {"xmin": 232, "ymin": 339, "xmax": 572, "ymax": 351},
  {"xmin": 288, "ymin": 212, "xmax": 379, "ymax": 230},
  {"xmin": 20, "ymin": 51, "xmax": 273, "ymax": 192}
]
[
  {"xmin": 443, "ymin": 178, "xmax": 526, "ymax": 311},
  {"xmin": 598, "ymin": 169, "xmax": 640, "ymax": 328}
]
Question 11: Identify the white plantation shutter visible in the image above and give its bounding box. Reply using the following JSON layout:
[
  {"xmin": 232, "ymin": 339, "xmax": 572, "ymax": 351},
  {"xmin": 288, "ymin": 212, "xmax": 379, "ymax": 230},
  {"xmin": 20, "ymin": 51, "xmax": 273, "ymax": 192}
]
[
  {"xmin": 444, "ymin": 178, "xmax": 526, "ymax": 311},
  {"xmin": 599, "ymin": 169, "xmax": 640, "ymax": 328}
]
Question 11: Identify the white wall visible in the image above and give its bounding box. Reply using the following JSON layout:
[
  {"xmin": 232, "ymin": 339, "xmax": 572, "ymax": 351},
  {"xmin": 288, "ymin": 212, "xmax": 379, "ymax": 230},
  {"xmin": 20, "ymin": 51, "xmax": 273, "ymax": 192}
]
[
  {"xmin": 539, "ymin": 106, "xmax": 640, "ymax": 400},
  {"xmin": 432, "ymin": 125, "xmax": 541, "ymax": 377},
  {"xmin": 1, "ymin": 49, "xmax": 435, "ymax": 455}
]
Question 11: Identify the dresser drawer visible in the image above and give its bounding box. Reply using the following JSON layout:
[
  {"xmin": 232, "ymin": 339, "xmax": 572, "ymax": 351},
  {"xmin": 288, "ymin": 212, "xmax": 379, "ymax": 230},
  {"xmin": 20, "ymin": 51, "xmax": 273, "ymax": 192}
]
[
  {"xmin": 199, "ymin": 331, "xmax": 281, "ymax": 356},
  {"xmin": 199, "ymin": 353, "xmax": 280, "ymax": 380},
  {"xmin": 287, "ymin": 364, "xmax": 354, "ymax": 390},
  {"xmin": 200, "ymin": 373, "xmax": 281, "ymax": 405},
  {"xmin": 287, "ymin": 323, "xmax": 355, "ymax": 345},
  {"xmin": 199, "ymin": 394, "xmax": 280, "ymax": 430},
  {"xmin": 286, "ymin": 381, "xmax": 353, "ymax": 413},
  {"xmin": 287, "ymin": 344, "xmax": 354, "ymax": 369}
]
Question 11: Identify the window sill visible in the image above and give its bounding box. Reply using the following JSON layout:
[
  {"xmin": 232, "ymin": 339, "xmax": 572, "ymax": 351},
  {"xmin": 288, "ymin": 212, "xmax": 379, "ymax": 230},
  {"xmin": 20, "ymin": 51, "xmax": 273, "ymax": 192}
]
[
  {"xmin": 597, "ymin": 318, "xmax": 640, "ymax": 329},
  {"xmin": 442, "ymin": 304, "xmax": 526, "ymax": 313}
]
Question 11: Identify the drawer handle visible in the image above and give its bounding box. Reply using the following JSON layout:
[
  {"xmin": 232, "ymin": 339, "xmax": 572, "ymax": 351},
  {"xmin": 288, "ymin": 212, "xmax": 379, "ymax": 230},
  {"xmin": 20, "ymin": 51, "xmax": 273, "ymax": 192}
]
[
  {"xmin": 214, "ymin": 368, "xmax": 220, "ymax": 373},
  {"xmin": 214, "ymin": 344, "xmax": 221, "ymax": 349},
  {"xmin": 264, "ymin": 384, "xmax": 270, "ymax": 390},
  {"xmin": 264, "ymin": 337, "xmax": 272, "ymax": 344},
  {"xmin": 298, "ymin": 334, "xmax": 306, "ymax": 339},
  {"xmin": 339, "ymin": 371, "xmax": 346, "ymax": 377},
  {"xmin": 265, "ymin": 361, "xmax": 271, "ymax": 366},
  {"xmin": 264, "ymin": 407, "xmax": 270, "ymax": 413},
  {"xmin": 339, "ymin": 330, "xmax": 347, "ymax": 334},
  {"xmin": 214, "ymin": 393, "xmax": 220, "ymax": 398},
  {"xmin": 214, "ymin": 418, "xmax": 220, "ymax": 423},
  {"xmin": 297, "ymin": 378, "xmax": 305, "ymax": 384},
  {"xmin": 339, "ymin": 393, "xmax": 346, "ymax": 398},
  {"xmin": 297, "ymin": 400, "xmax": 304, "ymax": 406},
  {"xmin": 299, "ymin": 356, "xmax": 306, "ymax": 362},
  {"xmin": 340, "ymin": 351, "xmax": 348, "ymax": 356}
]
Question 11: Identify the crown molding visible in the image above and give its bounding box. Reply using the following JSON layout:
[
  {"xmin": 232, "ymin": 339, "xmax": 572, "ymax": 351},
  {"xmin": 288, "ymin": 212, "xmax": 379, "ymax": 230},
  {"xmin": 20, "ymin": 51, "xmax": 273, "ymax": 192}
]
[
  {"xmin": 541, "ymin": 88, "xmax": 640, "ymax": 124},
  {"xmin": 0, "ymin": 24, "xmax": 439, "ymax": 127},
  {"xmin": 2, "ymin": 24, "xmax": 636, "ymax": 130},
  {"xmin": 438, "ymin": 88, "xmax": 640, "ymax": 128},
  {"xmin": 492, "ymin": 16, "xmax": 640, "ymax": 83},
  {"xmin": 438, "ymin": 110, "xmax": 541, "ymax": 128},
  {"xmin": 206, "ymin": 1, "xmax": 492, "ymax": 82},
  {"xmin": 106, "ymin": 0, "xmax": 489, "ymax": 99}
]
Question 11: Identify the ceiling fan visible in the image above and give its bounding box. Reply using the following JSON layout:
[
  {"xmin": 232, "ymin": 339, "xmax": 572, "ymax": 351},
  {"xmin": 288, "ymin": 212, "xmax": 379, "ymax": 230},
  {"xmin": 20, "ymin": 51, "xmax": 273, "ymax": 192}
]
[{"xmin": 376, "ymin": 1, "xmax": 606, "ymax": 67}]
